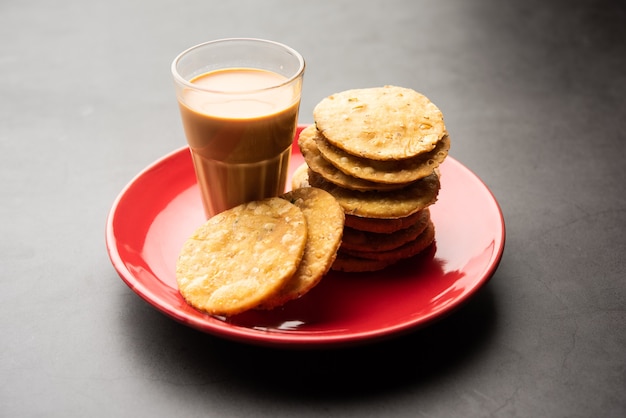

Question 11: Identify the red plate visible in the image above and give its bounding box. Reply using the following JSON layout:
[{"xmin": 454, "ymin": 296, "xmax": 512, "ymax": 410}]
[{"xmin": 106, "ymin": 126, "xmax": 505, "ymax": 348}]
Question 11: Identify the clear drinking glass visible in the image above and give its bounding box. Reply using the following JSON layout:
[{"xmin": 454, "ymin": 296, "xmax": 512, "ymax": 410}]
[{"xmin": 171, "ymin": 38, "xmax": 305, "ymax": 218}]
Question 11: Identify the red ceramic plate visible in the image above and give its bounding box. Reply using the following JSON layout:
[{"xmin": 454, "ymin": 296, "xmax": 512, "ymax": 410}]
[{"xmin": 106, "ymin": 126, "xmax": 505, "ymax": 348}]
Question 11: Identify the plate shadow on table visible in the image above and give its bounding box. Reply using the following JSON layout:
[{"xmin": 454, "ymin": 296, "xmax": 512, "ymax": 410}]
[{"xmin": 118, "ymin": 270, "xmax": 500, "ymax": 402}]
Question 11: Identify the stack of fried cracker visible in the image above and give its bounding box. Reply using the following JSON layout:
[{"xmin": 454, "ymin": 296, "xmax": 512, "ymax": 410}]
[{"xmin": 293, "ymin": 85, "xmax": 450, "ymax": 272}]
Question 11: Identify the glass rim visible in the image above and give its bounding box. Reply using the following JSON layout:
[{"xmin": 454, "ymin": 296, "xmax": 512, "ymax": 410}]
[{"xmin": 171, "ymin": 38, "xmax": 305, "ymax": 95}]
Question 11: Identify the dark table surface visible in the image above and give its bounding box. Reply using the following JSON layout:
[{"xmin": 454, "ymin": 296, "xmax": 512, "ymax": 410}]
[{"xmin": 2, "ymin": 0, "xmax": 625, "ymax": 416}]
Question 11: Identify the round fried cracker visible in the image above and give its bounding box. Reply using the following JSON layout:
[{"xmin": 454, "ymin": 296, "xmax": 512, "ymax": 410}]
[
  {"xmin": 308, "ymin": 170, "xmax": 440, "ymax": 219},
  {"xmin": 331, "ymin": 252, "xmax": 394, "ymax": 273},
  {"xmin": 341, "ymin": 209, "xmax": 430, "ymax": 252},
  {"xmin": 313, "ymin": 86, "xmax": 446, "ymax": 160},
  {"xmin": 316, "ymin": 131, "xmax": 450, "ymax": 184},
  {"xmin": 344, "ymin": 210, "xmax": 425, "ymax": 233},
  {"xmin": 291, "ymin": 162, "xmax": 310, "ymax": 190},
  {"xmin": 176, "ymin": 198, "xmax": 307, "ymax": 316},
  {"xmin": 259, "ymin": 187, "xmax": 344, "ymax": 309},
  {"xmin": 340, "ymin": 221, "xmax": 436, "ymax": 262},
  {"xmin": 298, "ymin": 125, "xmax": 405, "ymax": 191},
  {"xmin": 292, "ymin": 153, "xmax": 439, "ymax": 228}
]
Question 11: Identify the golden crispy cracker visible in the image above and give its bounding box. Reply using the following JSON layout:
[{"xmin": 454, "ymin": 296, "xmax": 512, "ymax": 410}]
[
  {"xmin": 341, "ymin": 209, "xmax": 430, "ymax": 252},
  {"xmin": 331, "ymin": 252, "xmax": 395, "ymax": 273},
  {"xmin": 298, "ymin": 125, "xmax": 405, "ymax": 191},
  {"xmin": 344, "ymin": 210, "xmax": 424, "ymax": 233},
  {"xmin": 176, "ymin": 198, "xmax": 307, "ymax": 316},
  {"xmin": 313, "ymin": 86, "xmax": 446, "ymax": 160},
  {"xmin": 316, "ymin": 131, "xmax": 450, "ymax": 184},
  {"xmin": 291, "ymin": 162, "xmax": 310, "ymax": 190},
  {"xmin": 259, "ymin": 187, "xmax": 344, "ymax": 309},
  {"xmin": 340, "ymin": 221, "xmax": 435, "ymax": 262},
  {"xmin": 308, "ymin": 169, "xmax": 440, "ymax": 219},
  {"xmin": 293, "ymin": 164, "xmax": 431, "ymax": 232}
]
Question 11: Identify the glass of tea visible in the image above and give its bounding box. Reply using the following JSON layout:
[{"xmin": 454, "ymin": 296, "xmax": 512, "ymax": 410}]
[{"xmin": 171, "ymin": 38, "xmax": 305, "ymax": 218}]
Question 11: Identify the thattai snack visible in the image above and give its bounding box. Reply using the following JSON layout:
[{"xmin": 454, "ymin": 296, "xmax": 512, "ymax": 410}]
[
  {"xmin": 259, "ymin": 187, "xmax": 344, "ymax": 309},
  {"xmin": 313, "ymin": 85, "xmax": 446, "ymax": 160},
  {"xmin": 294, "ymin": 85, "xmax": 450, "ymax": 271},
  {"xmin": 176, "ymin": 198, "xmax": 307, "ymax": 316}
]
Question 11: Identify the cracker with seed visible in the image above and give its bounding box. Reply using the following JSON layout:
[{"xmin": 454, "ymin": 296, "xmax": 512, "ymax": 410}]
[
  {"xmin": 315, "ymin": 130, "xmax": 450, "ymax": 184},
  {"xmin": 298, "ymin": 125, "xmax": 405, "ymax": 191},
  {"xmin": 341, "ymin": 209, "xmax": 430, "ymax": 252},
  {"xmin": 313, "ymin": 86, "xmax": 446, "ymax": 161},
  {"xmin": 340, "ymin": 221, "xmax": 435, "ymax": 262},
  {"xmin": 307, "ymin": 169, "xmax": 440, "ymax": 219},
  {"xmin": 176, "ymin": 198, "xmax": 307, "ymax": 316},
  {"xmin": 259, "ymin": 187, "xmax": 344, "ymax": 309}
]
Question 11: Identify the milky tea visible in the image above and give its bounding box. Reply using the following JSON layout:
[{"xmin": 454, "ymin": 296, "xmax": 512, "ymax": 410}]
[{"xmin": 172, "ymin": 39, "xmax": 304, "ymax": 217}]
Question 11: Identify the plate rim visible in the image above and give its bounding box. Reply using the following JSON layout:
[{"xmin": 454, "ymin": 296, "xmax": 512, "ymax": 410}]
[{"xmin": 105, "ymin": 126, "xmax": 506, "ymax": 348}]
